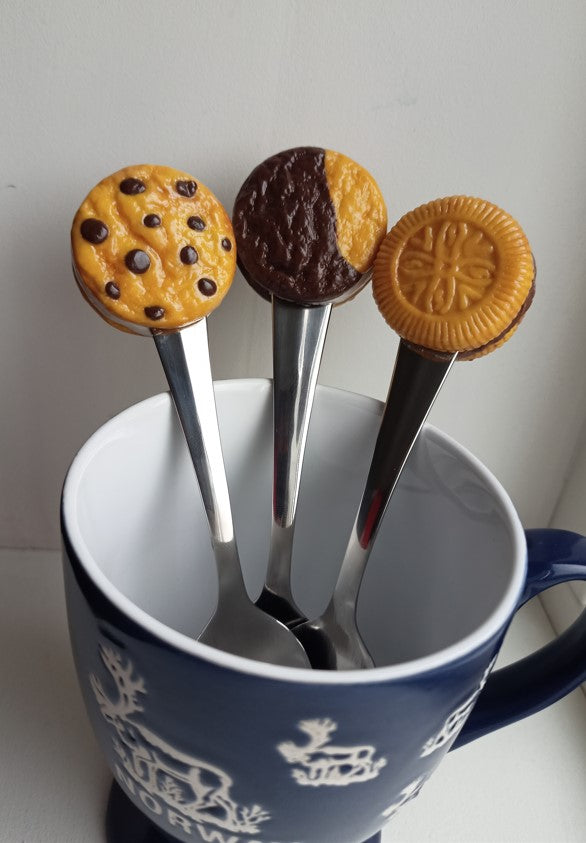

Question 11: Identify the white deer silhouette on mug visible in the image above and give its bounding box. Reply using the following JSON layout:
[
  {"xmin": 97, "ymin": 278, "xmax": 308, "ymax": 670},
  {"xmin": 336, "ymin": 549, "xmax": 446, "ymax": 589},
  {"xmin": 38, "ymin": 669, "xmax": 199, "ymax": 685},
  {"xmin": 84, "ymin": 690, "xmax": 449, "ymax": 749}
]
[
  {"xmin": 277, "ymin": 719, "xmax": 387, "ymax": 786},
  {"xmin": 90, "ymin": 646, "xmax": 270, "ymax": 835}
]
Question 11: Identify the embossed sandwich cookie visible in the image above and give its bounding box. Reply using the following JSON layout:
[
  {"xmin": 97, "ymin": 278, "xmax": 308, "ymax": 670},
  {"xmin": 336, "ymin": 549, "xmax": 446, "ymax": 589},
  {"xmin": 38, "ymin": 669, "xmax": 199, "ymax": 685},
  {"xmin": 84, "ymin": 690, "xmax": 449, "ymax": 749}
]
[
  {"xmin": 71, "ymin": 164, "xmax": 236, "ymax": 334},
  {"xmin": 233, "ymin": 146, "xmax": 387, "ymax": 304},
  {"xmin": 372, "ymin": 196, "xmax": 535, "ymax": 360}
]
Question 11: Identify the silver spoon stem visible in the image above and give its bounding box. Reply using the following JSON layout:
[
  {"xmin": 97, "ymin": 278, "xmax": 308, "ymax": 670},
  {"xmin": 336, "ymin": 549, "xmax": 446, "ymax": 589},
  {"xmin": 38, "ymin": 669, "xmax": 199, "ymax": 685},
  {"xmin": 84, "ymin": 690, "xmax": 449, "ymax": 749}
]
[
  {"xmin": 153, "ymin": 322, "xmax": 244, "ymax": 595},
  {"xmin": 154, "ymin": 321, "xmax": 310, "ymax": 668},
  {"xmin": 259, "ymin": 299, "xmax": 331, "ymax": 618},
  {"xmin": 332, "ymin": 342, "xmax": 456, "ymax": 610},
  {"xmin": 294, "ymin": 342, "xmax": 456, "ymax": 669}
]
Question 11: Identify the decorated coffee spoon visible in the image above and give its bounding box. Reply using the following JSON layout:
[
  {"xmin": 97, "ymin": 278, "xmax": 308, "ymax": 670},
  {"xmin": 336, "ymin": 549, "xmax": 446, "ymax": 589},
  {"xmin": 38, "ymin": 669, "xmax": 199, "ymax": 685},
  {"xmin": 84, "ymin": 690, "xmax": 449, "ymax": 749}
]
[
  {"xmin": 293, "ymin": 195, "xmax": 535, "ymax": 669},
  {"xmin": 233, "ymin": 146, "xmax": 387, "ymax": 627},
  {"xmin": 71, "ymin": 164, "xmax": 309, "ymax": 668}
]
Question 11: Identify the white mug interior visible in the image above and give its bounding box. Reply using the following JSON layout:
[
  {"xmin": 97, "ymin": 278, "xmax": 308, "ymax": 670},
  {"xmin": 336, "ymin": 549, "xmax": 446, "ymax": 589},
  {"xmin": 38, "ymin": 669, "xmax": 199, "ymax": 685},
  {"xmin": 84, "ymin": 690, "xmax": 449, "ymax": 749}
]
[{"xmin": 63, "ymin": 379, "xmax": 526, "ymax": 674}]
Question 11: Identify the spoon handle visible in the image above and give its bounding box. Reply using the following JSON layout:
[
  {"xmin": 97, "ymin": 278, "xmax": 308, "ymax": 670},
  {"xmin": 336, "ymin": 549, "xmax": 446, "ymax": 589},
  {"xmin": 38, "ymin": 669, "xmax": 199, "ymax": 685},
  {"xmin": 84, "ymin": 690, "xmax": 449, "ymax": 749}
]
[
  {"xmin": 262, "ymin": 299, "xmax": 331, "ymax": 603},
  {"xmin": 329, "ymin": 341, "xmax": 456, "ymax": 620},
  {"xmin": 153, "ymin": 321, "xmax": 246, "ymax": 594}
]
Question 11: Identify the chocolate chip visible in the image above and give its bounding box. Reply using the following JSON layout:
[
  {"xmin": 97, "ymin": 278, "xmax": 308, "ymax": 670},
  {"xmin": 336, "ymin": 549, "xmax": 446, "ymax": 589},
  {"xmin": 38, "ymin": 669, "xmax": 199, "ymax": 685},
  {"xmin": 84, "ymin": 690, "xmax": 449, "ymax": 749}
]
[
  {"xmin": 143, "ymin": 214, "xmax": 161, "ymax": 227},
  {"xmin": 176, "ymin": 180, "xmax": 197, "ymax": 198},
  {"xmin": 180, "ymin": 245, "xmax": 198, "ymax": 264},
  {"xmin": 188, "ymin": 215, "xmax": 206, "ymax": 231},
  {"xmin": 125, "ymin": 249, "xmax": 150, "ymax": 274},
  {"xmin": 80, "ymin": 218, "xmax": 108, "ymax": 244},
  {"xmin": 120, "ymin": 177, "xmax": 146, "ymax": 195},
  {"xmin": 198, "ymin": 278, "xmax": 217, "ymax": 296},
  {"xmin": 105, "ymin": 281, "xmax": 120, "ymax": 299},
  {"xmin": 221, "ymin": 237, "xmax": 232, "ymax": 251},
  {"xmin": 144, "ymin": 305, "xmax": 165, "ymax": 320}
]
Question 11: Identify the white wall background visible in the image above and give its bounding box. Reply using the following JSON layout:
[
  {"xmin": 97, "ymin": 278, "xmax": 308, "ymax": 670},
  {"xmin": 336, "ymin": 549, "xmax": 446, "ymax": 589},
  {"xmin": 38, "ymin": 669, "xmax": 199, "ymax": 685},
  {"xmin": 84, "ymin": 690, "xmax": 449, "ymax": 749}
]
[{"xmin": 1, "ymin": 0, "xmax": 586, "ymax": 549}]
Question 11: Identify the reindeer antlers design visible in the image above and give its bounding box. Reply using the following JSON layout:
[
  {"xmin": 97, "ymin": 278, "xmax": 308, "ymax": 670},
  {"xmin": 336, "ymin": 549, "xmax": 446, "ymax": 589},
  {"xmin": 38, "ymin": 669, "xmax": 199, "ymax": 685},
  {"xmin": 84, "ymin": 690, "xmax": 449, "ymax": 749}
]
[{"xmin": 90, "ymin": 646, "xmax": 145, "ymax": 722}]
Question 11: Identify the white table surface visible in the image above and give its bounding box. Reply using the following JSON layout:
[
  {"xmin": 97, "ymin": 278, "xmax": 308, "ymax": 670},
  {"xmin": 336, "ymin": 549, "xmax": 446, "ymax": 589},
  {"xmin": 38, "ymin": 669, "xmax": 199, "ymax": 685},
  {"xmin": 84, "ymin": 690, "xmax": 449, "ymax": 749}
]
[{"xmin": 1, "ymin": 549, "xmax": 585, "ymax": 843}]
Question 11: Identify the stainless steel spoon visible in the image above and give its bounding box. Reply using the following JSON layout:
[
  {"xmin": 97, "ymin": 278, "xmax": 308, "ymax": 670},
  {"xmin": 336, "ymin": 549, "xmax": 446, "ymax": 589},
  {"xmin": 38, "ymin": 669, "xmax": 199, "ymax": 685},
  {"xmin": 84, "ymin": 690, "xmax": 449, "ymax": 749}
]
[
  {"xmin": 154, "ymin": 319, "xmax": 310, "ymax": 668},
  {"xmin": 292, "ymin": 341, "xmax": 456, "ymax": 669},
  {"xmin": 73, "ymin": 265, "xmax": 310, "ymax": 667},
  {"xmin": 254, "ymin": 297, "xmax": 332, "ymax": 627},
  {"xmin": 254, "ymin": 274, "xmax": 372, "ymax": 628}
]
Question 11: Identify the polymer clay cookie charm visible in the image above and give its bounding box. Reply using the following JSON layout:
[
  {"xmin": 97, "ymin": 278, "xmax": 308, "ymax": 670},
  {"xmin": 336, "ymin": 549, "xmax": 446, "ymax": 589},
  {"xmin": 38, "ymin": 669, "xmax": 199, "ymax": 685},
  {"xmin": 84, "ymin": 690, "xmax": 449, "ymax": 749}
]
[
  {"xmin": 372, "ymin": 196, "xmax": 535, "ymax": 359},
  {"xmin": 233, "ymin": 146, "xmax": 387, "ymax": 304},
  {"xmin": 292, "ymin": 198, "xmax": 535, "ymax": 669},
  {"xmin": 232, "ymin": 147, "xmax": 388, "ymax": 631},
  {"xmin": 70, "ymin": 165, "xmax": 309, "ymax": 668},
  {"xmin": 71, "ymin": 164, "xmax": 236, "ymax": 334}
]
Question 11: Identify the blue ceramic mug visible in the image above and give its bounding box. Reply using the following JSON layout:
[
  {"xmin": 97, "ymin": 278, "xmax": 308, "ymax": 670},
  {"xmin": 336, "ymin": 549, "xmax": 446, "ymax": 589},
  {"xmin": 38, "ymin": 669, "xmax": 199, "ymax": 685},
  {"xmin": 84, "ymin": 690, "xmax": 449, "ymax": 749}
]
[{"xmin": 61, "ymin": 379, "xmax": 586, "ymax": 843}]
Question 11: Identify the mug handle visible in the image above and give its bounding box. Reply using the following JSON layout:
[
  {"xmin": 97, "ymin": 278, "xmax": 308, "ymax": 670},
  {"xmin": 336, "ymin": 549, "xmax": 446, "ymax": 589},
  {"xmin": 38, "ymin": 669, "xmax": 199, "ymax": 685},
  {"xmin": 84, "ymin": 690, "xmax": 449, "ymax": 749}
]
[{"xmin": 453, "ymin": 528, "xmax": 586, "ymax": 748}]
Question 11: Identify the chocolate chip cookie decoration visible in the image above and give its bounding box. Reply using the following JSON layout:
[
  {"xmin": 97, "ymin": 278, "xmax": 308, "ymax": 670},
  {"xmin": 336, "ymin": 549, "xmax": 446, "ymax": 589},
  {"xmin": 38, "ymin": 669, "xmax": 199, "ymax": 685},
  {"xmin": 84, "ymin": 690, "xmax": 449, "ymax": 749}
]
[
  {"xmin": 80, "ymin": 218, "xmax": 108, "ymax": 244},
  {"xmin": 180, "ymin": 245, "xmax": 198, "ymax": 264},
  {"xmin": 198, "ymin": 278, "xmax": 217, "ymax": 296},
  {"xmin": 125, "ymin": 249, "xmax": 150, "ymax": 274},
  {"xmin": 143, "ymin": 213, "xmax": 161, "ymax": 227},
  {"xmin": 373, "ymin": 196, "xmax": 535, "ymax": 359},
  {"xmin": 176, "ymin": 179, "xmax": 197, "ymax": 197},
  {"xmin": 233, "ymin": 146, "xmax": 387, "ymax": 304},
  {"xmin": 71, "ymin": 164, "xmax": 236, "ymax": 334},
  {"xmin": 144, "ymin": 305, "xmax": 165, "ymax": 320},
  {"xmin": 120, "ymin": 177, "xmax": 146, "ymax": 195}
]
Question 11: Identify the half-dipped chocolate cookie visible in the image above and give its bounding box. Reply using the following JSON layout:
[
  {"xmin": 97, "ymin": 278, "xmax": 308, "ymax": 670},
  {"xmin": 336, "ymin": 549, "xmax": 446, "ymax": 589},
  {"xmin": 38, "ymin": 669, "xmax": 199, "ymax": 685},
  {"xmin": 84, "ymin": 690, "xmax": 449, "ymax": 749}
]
[
  {"xmin": 233, "ymin": 147, "xmax": 387, "ymax": 304},
  {"xmin": 373, "ymin": 196, "xmax": 535, "ymax": 360},
  {"xmin": 71, "ymin": 164, "xmax": 236, "ymax": 334}
]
